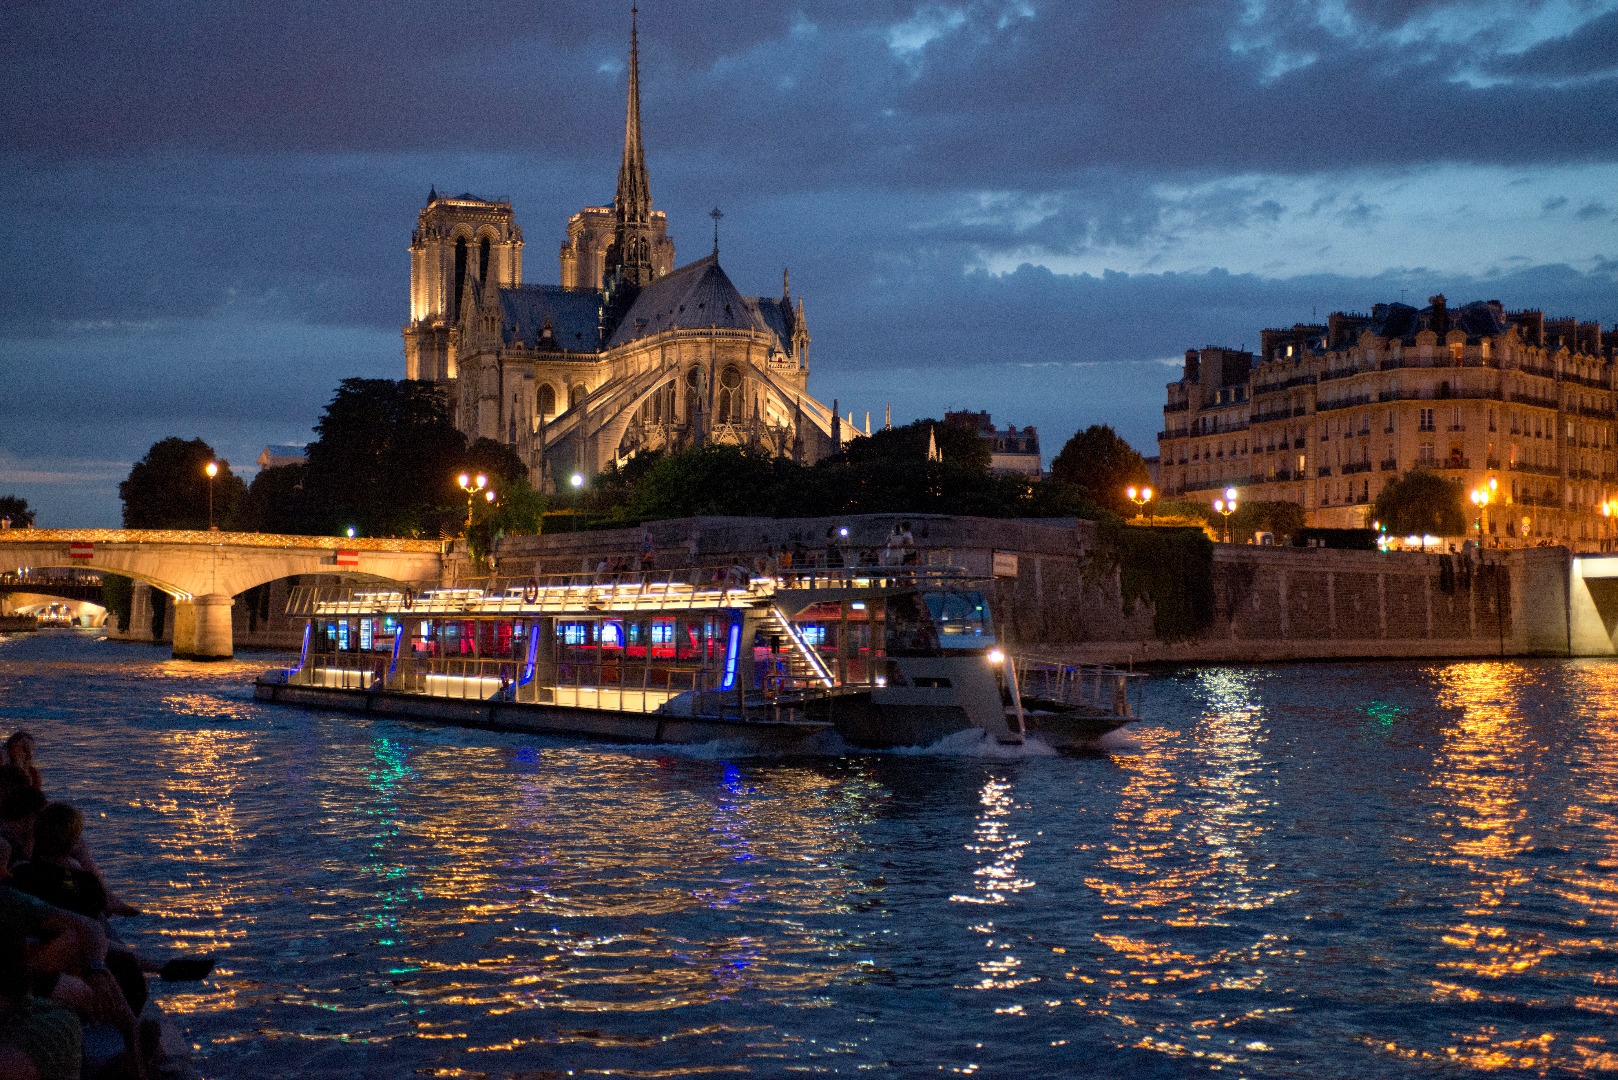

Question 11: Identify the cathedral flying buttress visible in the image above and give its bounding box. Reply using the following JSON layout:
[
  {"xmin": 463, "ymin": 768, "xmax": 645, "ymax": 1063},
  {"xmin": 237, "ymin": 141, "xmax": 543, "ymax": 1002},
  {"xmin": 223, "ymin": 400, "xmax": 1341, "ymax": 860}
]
[{"xmin": 401, "ymin": 10, "xmax": 839, "ymax": 491}]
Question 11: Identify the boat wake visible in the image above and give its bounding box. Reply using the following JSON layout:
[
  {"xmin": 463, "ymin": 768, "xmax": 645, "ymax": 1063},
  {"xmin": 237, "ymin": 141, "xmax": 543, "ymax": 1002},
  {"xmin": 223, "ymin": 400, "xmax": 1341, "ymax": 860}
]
[
  {"xmin": 1095, "ymin": 726, "xmax": 1146, "ymax": 754},
  {"xmin": 883, "ymin": 727, "xmax": 1060, "ymax": 758}
]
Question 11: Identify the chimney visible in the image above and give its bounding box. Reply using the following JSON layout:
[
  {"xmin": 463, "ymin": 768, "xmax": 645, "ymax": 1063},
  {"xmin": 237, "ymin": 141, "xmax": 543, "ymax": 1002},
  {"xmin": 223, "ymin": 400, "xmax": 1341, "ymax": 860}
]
[{"xmin": 1429, "ymin": 294, "xmax": 1448, "ymax": 336}]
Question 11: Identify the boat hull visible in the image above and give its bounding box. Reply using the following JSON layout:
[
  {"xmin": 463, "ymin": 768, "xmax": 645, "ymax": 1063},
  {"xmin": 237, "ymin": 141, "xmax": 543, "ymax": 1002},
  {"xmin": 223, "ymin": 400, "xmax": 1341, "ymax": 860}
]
[
  {"xmin": 254, "ymin": 679, "xmax": 834, "ymax": 751},
  {"xmin": 1020, "ymin": 700, "xmax": 1136, "ymax": 750}
]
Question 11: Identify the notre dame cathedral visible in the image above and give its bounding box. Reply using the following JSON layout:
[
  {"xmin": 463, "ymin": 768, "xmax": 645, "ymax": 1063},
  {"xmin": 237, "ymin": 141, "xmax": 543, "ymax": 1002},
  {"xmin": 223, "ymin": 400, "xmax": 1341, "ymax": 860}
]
[{"xmin": 402, "ymin": 11, "xmax": 841, "ymax": 490}]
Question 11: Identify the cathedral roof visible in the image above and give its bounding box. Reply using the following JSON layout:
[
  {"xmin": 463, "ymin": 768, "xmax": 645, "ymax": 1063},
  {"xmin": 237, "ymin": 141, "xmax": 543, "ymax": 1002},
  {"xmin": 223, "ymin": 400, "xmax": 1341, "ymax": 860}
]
[
  {"xmin": 605, "ymin": 255, "xmax": 783, "ymax": 349},
  {"xmin": 747, "ymin": 296, "xmax": 793, "ymax": 346},
  {"xmin": 497, "ymin": 285, "xmax": 602, "ymax": 352}
]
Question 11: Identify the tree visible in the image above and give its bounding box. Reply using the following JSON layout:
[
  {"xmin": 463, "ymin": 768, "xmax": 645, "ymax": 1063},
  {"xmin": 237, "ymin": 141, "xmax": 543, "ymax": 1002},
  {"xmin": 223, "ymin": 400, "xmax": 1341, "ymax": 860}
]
[
  {"xmin": 0, "ymin": 496, "xmax": 34, "ymax": 528},
  {"xmin": 298, "ymin": 379, "xmax": 468, "ymax": 537},
  {"xmin": 229, "ymin": 464, "xmax": 307, "ymax": 534},
  {"xmin": 1373, "ymin": 470, "xmax": 1467, "ymax": 542},
  {"xmin": 119, "ymin": 438, "xmax": 246, "ymax": 529},
  {"xmin": 1049, "ymin": 425, "xmax": 1151, "ymax": 517},
  {"xmin": 1230, "ymin": 500, "xmax": 1306, "ymax": 543}
]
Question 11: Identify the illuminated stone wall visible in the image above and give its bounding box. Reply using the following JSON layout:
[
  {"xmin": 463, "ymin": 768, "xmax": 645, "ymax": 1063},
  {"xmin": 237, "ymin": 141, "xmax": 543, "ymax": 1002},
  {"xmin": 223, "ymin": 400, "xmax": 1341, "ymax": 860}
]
[{"xmin": 488, "ymin": 517, "xmax": 1590, "ymax": 663}]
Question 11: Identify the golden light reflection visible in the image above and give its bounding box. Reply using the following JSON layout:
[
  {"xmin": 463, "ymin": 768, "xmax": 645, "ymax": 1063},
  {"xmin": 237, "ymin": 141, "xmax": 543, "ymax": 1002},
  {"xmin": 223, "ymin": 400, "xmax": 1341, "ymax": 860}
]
[
  {"xmin": 1418, "ymin": 661, "xmax": 1593, "ymax": 1071},
  {"xmin": 1075, "ymin": 668, "xmax": 1289, "ymax": 1067},
  {"xmin": 144, "ymin": 725, "xmax": 258, "ymax": 1018}
]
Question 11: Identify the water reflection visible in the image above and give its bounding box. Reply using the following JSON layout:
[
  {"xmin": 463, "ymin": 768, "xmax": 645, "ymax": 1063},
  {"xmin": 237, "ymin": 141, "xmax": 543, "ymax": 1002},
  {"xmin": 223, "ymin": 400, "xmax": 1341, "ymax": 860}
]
[
  {"xmin": 1076, "ymin": 667, "xmax": 1284, "ymax": 1069},
  {"xmin": 146, "ymin": 725, "xmax": 258, "ymax": 1018},
  {"xmin": 8, "ymin": 634, "xmax": 1618, "ymax": 1076},
  {"xmin": 1417, "ymin": 662, "xmax": 1599, "ymax": 1071}
]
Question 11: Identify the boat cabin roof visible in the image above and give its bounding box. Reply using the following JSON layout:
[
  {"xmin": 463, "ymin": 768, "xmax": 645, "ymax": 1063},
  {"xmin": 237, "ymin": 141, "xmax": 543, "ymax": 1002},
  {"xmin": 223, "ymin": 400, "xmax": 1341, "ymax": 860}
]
[{"xmin": 288, "ymin": 566, "xmax": 985, "ymax": 621}]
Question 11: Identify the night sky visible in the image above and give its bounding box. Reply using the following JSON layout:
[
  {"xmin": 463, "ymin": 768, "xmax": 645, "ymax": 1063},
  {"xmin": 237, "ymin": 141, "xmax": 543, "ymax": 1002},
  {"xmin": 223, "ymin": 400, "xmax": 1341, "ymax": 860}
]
[{"xmin": 4, "ymin": 1, "xmax": 1617, "ymax": 526}]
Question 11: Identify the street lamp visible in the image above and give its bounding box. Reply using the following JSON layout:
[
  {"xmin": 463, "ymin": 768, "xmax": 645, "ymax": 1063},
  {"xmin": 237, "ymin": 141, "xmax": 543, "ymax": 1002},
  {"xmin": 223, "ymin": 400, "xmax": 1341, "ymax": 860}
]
[
  {"xmin": 1213, "ymin": 487, "xmax": 1238, "ymax": 543},
  {"xmin": 1469, "ymin": 477, "xmax": 1496, "ymax": 545},
  {"xmin": 204, "ymin": 461, "xmax": 219, "ymax": 530},
  {"xmin": 458, "ymin": 472, "xmax": 490, "ymax": 535},
  {"xmin": 570, "ymin": 473, "xmax": 585, "ymax": 489},
  {"xmin": 1126, "ymin": 485, "xmax": 1154, "ymax": 525}
]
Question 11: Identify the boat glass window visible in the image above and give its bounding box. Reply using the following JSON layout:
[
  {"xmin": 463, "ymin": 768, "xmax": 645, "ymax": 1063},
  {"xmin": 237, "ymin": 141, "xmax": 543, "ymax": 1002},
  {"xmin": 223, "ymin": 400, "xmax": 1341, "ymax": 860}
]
[
  {"xmin": 884, "ymin": 594, "xmax": 940, "ymax": 655},
  {"xmin": 922, "ymin": 591, "xmax": 994, "ymax": 649}
]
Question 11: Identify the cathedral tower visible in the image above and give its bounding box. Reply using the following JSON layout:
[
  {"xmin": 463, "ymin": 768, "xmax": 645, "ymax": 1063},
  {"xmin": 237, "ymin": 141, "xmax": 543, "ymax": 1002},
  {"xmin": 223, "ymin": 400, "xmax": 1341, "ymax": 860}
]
[{"xmin": 404, "ymin": 190, "xmax": 523, "ymax": 382}]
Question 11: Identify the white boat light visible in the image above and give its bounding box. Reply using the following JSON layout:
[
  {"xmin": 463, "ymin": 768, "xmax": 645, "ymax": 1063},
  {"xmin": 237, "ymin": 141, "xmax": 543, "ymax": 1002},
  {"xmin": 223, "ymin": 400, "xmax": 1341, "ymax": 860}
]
[{"xmin": 987, "ymin": 649, "xmax": 1005, "ymax": 664}]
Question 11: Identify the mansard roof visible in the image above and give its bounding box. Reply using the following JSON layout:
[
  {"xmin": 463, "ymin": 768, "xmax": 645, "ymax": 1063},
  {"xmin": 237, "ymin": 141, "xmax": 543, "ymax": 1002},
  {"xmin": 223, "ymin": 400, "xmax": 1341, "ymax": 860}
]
[
  {"xmin": 605, "ymin": 254, "xmax": 782, "ymax": 349},
  {"xmin": 497, "ymin": 285, "xmax": 602, "ymax": 353},
  {"xmin": 1364, "ymin": 299, "xmax": 1509, "ymax": 344}
]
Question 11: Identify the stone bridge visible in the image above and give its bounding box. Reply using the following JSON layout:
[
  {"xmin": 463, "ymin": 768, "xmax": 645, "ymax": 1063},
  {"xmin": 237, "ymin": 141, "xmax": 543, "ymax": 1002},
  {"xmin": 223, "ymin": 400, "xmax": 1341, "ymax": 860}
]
[{"xmin": 0, "ymin": 530, "xmax": 444, "ymax": 659}]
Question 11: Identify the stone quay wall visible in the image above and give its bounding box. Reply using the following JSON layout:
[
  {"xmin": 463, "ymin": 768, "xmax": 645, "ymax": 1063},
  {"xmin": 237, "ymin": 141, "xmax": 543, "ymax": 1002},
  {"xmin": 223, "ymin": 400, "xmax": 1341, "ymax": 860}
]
[{"xmin": 487, "ymin": 515, "xmax": 1590, "ymax": 665}]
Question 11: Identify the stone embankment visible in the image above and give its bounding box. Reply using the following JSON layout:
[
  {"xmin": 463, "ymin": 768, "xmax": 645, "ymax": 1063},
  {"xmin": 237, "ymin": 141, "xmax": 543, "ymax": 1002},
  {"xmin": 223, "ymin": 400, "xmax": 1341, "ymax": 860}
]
[
  {"xmin": 487, "ymin": 515, "xmax": 1606, "ymax": 664},
  {"xmin": 106, "ymin": 514, "xmax": 1607, "ymax": 663}
]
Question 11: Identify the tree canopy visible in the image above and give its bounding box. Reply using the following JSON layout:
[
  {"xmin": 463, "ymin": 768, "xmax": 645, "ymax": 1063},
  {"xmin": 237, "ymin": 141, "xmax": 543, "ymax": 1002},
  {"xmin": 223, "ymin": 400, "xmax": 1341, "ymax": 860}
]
[
  {"xmin": 1373, "ymin": 469, "xmax": 1468, "ymax": 539},
  {"xmin": 1049, "ymin": 424, "xmax": 1151, "ymax": 516},
  {"xmin": 0, "ymin": 496, "xmax": 34, "ymax": 528},
  {"xmin": 119, "ymin": 438, "xmax": 246, "ymax": 529},
  {"xmin": 1230, "ymin": 500, "xmax": 1307, "ymax": 543},
  {"xmin": 229, "ymin": 379, "xmax": 545, "ymax": 539},
  {"xmin": 571, "ymin": 420, "xmax": 1107, "ymax": 526}
]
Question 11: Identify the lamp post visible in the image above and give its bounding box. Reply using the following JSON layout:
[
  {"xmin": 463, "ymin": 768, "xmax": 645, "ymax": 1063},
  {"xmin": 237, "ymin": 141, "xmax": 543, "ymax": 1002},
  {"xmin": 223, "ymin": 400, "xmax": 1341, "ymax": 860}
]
[
  {"xmin": 1470, "ymin": 477, "xmax": 1496, "ymax": 546},
  {"xmin": 204, "ymin": 461, "xmax": 219, "ymax": 530},
  {"xmin": 1126, "ymin": 485, "xmax": 1154, "ymax": 525},
  {"xmin": 1213, "ymin": 487, "xmax": 1238, "ymax": 543},
  {"xmin": 458, "ymin": 472, "xmax": 489, "ymax": 535}
]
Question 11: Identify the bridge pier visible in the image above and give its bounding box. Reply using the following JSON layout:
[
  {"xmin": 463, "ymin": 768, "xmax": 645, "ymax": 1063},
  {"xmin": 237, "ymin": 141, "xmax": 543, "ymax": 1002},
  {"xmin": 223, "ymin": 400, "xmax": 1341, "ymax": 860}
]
[{"xmin": 172, "ymin": 594, "xmax": 234, "ymax": 660}]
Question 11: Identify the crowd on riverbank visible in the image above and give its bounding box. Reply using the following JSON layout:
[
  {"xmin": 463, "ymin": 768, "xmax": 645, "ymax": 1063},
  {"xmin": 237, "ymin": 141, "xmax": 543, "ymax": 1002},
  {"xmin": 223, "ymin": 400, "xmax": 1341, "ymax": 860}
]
[{"xmin": 0, "ymin": 731, "xmax": 200, "ymax": 1079}]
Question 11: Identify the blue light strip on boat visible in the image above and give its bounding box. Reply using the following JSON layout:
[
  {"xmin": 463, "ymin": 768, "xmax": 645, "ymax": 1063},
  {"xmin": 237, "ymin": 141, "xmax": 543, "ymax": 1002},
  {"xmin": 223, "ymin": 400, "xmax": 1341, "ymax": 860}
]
[
  {"xmin": 721, "ymin": 613, "xmax": 742, "ymax": 691},
  {"xmin": 288, "ymin": 623, "xmax": 312, "ymax": 676},
  {"xmin": 521, "ymin": 619, "xmax": 540, "ymax": 685},
  {"xmin": 388, "ymin": 623, "xmax": 404, "ymax": 679}
]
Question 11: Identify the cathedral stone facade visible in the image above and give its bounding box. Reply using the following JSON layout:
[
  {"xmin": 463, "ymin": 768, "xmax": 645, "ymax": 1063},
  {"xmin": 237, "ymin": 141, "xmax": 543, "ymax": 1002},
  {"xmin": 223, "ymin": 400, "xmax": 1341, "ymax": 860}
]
[{"xmin": 402, "ymin": 14, "xmax": 838, "ymax": 490}]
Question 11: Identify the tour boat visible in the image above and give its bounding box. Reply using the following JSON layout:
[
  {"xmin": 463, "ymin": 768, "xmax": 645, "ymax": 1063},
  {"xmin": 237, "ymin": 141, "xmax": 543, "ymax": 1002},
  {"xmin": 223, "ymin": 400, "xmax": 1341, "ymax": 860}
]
[{"xmin": 254, "ymin": 566, "xmax": 1142, "ymax": 752}]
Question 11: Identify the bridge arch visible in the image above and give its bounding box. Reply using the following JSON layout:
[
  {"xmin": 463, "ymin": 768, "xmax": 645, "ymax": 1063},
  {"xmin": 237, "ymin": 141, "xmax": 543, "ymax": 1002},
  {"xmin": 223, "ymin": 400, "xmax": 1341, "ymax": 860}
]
[{"xmin": 0, "ymin": 531, "xmax": 443, "ymax": 660}]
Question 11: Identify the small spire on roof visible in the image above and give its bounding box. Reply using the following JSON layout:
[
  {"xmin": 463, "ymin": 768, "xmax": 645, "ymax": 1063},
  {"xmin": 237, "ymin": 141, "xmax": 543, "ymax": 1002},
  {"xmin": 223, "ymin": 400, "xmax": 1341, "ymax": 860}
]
[
  {"xmin": 927, "ymin": 425, "xmax": 942, "ymax": 462},
  {"xmin": 710, "ymin": 207, "xmax": 723, "ymax": 257},
  {"xmin": 427, "ymin": 185, "xmax": 438, "ymax": 204},
  {"xmin": 782, "ymin": 267, "xmax": 790, "ymax": 302}
]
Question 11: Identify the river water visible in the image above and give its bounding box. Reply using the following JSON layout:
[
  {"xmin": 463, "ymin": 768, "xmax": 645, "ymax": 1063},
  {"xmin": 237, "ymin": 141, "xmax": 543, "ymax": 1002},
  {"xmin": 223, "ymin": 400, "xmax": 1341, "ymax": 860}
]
[{"xmin": 1, "ymin": 630, "xmax": 1616, "ymax": 1077}]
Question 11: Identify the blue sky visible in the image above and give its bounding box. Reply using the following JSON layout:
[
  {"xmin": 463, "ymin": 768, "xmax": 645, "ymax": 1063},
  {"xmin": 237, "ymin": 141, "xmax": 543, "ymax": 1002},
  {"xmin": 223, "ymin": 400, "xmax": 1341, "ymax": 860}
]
[{"xmin": 4, "ymin": 0, "xmax": 1617, "ymax": 525}]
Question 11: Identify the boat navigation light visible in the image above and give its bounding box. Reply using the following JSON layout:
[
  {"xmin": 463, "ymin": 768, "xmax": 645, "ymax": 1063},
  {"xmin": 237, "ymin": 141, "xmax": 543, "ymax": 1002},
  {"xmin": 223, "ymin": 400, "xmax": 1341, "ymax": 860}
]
[
  {"xmin": 345, "ymin": 526, "xmax": 356, "ymax": 538},
  {"xmin": 839, "ymin": 527, "xmax": 849, "ymax": 537},
  {"xmin": 987, "ymin": 649, "xmax": 1005, "ymax": 664}
]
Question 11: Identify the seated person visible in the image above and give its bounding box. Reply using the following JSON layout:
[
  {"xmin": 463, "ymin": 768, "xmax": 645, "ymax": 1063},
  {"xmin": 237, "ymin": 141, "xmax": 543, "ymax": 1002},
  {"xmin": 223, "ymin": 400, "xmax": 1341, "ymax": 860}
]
[
  {"xmin": 12, "ymin": 807, "xmax": 105, "ymax": 921},
  {"xmin": 0, "ymin": 929, "xmax": 80, "ymax": 1080},
  {"xmin": 0, "ymin": 789, "xmax": 44, "ymax": 870},
  {"xmin": 0, "ymin": 886, "xmax": 140, "ymax": 1078}
]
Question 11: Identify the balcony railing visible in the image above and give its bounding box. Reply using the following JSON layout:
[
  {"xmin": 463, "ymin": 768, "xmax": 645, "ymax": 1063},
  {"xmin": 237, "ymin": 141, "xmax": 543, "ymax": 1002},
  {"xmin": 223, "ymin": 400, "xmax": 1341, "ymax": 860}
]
[
  {"xmin": 1253, "ymin": 374, "xmax": 1317, "ymax": 395},
  {"xmin": 1341, "ymin": 461, "xmax": 1373, "ymax": 474},
  {"xmin": 1380, "ymin": 459, "xmax": 1399, "ymax": 470}
]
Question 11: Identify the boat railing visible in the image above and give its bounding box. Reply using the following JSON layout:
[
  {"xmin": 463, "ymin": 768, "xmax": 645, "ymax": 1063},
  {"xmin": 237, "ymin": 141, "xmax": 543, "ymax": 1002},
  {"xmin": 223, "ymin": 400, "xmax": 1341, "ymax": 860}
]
[{"xmin": 1013, "ymin": 658, "xmax": 1147, "ymax": 718}]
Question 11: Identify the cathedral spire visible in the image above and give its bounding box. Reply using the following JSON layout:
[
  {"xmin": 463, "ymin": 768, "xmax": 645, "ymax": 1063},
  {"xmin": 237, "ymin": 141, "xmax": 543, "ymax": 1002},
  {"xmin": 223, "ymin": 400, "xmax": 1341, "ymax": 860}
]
[{"xmin": 607, "ymin": 6, "xmax": 656, "ymax": 290}]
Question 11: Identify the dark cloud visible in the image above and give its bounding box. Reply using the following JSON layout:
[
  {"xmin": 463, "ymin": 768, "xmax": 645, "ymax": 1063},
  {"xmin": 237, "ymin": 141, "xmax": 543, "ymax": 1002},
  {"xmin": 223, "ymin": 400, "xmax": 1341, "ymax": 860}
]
[
  {"xmin": 3, "ymin": 1, "xmax": 1616, "ymax": 525},
  {"xmin": 6, "ymin": 1, "xmax": 1617, "ymax": 181}
]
